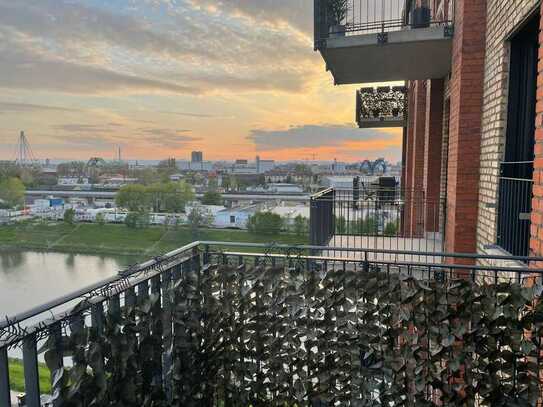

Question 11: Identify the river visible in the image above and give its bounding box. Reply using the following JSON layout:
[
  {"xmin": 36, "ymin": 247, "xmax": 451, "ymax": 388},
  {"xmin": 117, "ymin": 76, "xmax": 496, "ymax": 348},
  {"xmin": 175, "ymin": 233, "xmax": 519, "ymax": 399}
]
[{"xmin": 0, "ymin": 249, "xmax": 142, "ymax": 318}]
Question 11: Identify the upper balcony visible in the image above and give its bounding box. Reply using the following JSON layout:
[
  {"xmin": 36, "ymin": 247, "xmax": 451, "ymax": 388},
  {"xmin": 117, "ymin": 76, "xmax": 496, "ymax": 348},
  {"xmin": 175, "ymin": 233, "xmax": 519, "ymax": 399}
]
[{"xmin": 314, "ymin": 0, "xmax": 455, "ymax": 84}]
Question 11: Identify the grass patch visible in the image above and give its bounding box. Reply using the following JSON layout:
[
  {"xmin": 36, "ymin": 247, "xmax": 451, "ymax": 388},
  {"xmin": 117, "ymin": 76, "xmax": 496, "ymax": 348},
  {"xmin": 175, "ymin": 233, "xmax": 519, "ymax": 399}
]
[
  {"xmin": 0, "ymin": 222, "xmax": 308, "ymax": 256},
  {"xmin": 9, "ymin": 358, "xmax": 51, "ymax": 394}
]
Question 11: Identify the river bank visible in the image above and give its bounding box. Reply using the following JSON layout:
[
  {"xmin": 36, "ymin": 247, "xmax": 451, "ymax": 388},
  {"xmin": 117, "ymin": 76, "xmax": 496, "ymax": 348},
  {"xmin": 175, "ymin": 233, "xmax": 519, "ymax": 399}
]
[
  {"xmin": 0, "ymin": 222, "xmax": 308, "ymax": 257},
  {"xmin": 8, "ymin": 359, "xmax": 50, "ymax": 394}
]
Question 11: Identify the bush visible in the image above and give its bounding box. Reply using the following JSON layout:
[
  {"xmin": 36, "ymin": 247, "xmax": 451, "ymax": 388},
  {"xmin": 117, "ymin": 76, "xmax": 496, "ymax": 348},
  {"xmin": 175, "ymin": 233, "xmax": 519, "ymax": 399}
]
[
  {"xmin": 384, "ymin": 221, "xmax": 399, "ymax": 236},
  {"xmin": 293, "ymin": 215, "xmax": 309, "ymax": 236},
  {"xmin": 247, "ymin": 212, "xmax": 283, "ymax": 235},
  {"xmin": 63, "ymin": 208, "xmax": 76, "ymax": 225},
  {"xmin": 125, "ymin": 211, "xmax": 150, "ymax": 229},
  {"xmin": 96, "ymin": 213, "xmax": 106, "ymax": 226},
  {"xmin": 201, "ymin": 190, "xmax": 223, "ymax": 205},
  {"xmin": 0, "ymin": 177, "xmax": 25, "ymax": 208}
]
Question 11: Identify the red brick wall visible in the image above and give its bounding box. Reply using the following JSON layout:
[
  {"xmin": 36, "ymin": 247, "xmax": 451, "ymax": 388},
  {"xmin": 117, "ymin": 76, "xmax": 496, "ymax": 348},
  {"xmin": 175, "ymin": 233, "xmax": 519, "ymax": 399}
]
[
  {"xmin": 444, "ymin": 0, "xmax": 487, "ymax": 255},
  {"xmin": 529, "ymin": 3, "xmax": 543, "ymax": 260},
  {"xmin": 403, "ymin": 81, "xmax": 416, "ymax": 236},
  {"xmin": 410, "ymin": 80, "xmax": 427, "ymax": 237},
  {"xmin": 424, "ymin": 79, "xmax": 445, "ymax": 232}
]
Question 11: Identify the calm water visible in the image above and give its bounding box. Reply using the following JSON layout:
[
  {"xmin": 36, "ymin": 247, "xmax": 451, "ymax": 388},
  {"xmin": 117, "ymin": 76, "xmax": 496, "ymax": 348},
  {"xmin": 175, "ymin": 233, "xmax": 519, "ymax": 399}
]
[{"xmin": 0, "ymin": 249, "xmax": 142, "ymax": 318}]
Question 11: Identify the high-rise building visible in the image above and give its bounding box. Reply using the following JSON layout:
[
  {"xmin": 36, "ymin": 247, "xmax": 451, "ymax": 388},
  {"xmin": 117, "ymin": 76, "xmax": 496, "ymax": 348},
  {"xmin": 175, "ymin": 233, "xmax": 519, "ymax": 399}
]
[{"xmin": 191, "ymin": 151, "xmax": 203, "ymax": 163}]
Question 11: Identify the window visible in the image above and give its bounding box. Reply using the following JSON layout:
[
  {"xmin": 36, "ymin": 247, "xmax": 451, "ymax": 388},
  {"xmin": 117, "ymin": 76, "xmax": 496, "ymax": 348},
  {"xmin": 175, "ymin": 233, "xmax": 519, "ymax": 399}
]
[
  {"xmin": 497, "ymin": 14, "xmax": 538, "ymax": 256},
  {"xmin": 230, "ymin": 215, "xmax": 236, "ymax": 224}
]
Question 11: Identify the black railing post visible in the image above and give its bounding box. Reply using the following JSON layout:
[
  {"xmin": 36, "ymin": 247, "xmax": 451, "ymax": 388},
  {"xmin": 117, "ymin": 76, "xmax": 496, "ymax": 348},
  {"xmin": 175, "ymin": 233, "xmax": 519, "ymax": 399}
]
[
  {"xmin": 314, "ymin": 0, "xmax": 329, "ymax": 50},
  {"xmin": 23, "ymin": 334, "xmax": 40, "ymax": 407},
  {"xmin": 0, "ymin": 347, "xmax": 10, "ymax": 407}
]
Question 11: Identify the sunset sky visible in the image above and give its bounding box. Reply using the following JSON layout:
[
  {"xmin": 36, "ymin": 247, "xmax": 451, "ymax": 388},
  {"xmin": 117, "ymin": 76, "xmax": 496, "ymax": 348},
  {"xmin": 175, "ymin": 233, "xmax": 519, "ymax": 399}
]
[{"xmin": 0, "ymin": 0, "xmax": 402, "ymax": 163}]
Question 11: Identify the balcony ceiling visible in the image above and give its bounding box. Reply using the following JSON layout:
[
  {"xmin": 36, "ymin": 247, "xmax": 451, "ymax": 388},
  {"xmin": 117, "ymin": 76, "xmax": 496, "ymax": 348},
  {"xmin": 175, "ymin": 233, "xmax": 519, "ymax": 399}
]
[{"xmin": 320, "ymin": 26, "xmax": 453, "ymax": 84}]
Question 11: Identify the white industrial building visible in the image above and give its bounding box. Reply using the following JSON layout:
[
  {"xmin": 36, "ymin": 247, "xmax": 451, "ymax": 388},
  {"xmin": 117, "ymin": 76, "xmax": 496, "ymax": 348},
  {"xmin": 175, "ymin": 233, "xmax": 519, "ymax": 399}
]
[{"xmin": 214, "ymin": 205, "xmax": 258, "ymax": 229}]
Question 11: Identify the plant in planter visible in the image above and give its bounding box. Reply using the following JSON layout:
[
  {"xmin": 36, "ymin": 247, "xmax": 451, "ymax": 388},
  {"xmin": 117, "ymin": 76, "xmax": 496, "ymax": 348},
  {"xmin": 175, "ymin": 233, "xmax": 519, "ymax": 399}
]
[
  {"xmin": 411, "ymin": 0, "xmax": 431, "ymax": 28},
  {"xmin": 327, "ymin": 0, "xmax": 348, "ymax": 37}
]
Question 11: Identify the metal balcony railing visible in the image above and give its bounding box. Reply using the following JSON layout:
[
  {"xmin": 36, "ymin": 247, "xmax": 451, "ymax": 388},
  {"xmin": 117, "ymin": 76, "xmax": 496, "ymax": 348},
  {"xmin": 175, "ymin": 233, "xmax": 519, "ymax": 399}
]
[
  {"xmin": 310, "ymin": 187, "xmax": 446, "ymax": 256},
  {"xmin": 2, "ymin": 241, "xmax": 543, "ymax": 406},
  {"xmin": 315, "ymin": 0, "xmax": 455, "ymax": 49},
  {"xmin": 497, "ymin": 161, "xmax": 534, "ymax": 257}
]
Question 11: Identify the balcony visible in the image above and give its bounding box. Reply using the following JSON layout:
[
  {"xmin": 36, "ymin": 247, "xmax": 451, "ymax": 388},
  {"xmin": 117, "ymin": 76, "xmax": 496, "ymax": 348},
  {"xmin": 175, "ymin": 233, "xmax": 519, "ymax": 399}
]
[
  {"xmin": 2, "ymin": 241, "xmax": 543, "ymax": 406},
  {"xmin": 356, "ymin": 85, "xmax": 407, "ymax": 128},
  {"xmin": 314, "ymin": 0, "xmax": 455, "ymax": 83},
  {"xmin": 310, "ymin": 186, "xmax": 445, "ymax": 262}
]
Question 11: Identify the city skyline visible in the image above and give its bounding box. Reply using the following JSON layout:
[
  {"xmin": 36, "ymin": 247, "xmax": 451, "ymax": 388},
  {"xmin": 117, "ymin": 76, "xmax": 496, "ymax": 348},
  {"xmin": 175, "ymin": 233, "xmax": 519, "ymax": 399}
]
[{"xmin": 0, "ymin": 0, "xmax": 402, "ymax": 162}]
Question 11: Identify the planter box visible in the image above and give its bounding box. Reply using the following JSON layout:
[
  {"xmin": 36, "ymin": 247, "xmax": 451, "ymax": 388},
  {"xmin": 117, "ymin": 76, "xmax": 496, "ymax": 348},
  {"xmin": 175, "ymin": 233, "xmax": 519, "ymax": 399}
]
[
  {"xmin": 329, "ymin": 24, "xmax": 346, "ymax": 37},
  {"xmin": 411, "ymin": 7, "xmax": 431, "ymax": 28}
]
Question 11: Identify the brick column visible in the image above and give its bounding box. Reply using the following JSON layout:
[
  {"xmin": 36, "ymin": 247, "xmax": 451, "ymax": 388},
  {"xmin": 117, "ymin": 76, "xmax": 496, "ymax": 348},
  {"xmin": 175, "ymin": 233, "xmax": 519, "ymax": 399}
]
[
  {"xmin": 403, "ymin": 82, "xmax": 416, "ymax": 236},
  {"xmin": 410, "ymin": 80, "xmax": 427, "ymax": 237},
  {"xmin": 444, "ymin": 0, "xmax": 487, "ymax": 256},
  {"xmin": 530, "ymin": 3, "xmax": 543, "ymax": 262},
  {"xmin": 424, "ymin": 79, "xmax": 445, "ymax": 234}
]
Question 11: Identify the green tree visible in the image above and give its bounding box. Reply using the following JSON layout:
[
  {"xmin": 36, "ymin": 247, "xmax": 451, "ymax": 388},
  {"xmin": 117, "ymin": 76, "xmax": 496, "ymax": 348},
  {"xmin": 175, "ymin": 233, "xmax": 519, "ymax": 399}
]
[
  {"xmin": 0, "ymin": 177, "xmax": 25, "ymax": 208},
  {"xmin": 187, "ymin": 206, "xmax": 213, "ymax": 239},
  {"xmin": 247, "ymin": 212, "xmax": 283, "ymax": 235},
  {"xmin": 0, "ymin": 162, "xmax": 20, "ymax": 180},
  {"xmin": 116, "ymin": 184, "xmax": 150, "ymax": 212},
  {"xmin": 148, "ymin": 181, "xmax": 194, "ymax": 213},
  {"xmin": 164, "ymin": 181, "xmax": 194, "ymax": 212},
  {"xmin": 157, "ymin": 158, "xmax": 178, "ymax": 181},
  {"xmin": 202, "ymin": 190, "xmax": 223, "ymax": 205},
  {"xmin": 64, "ymin": 208, "xmax": 76, "ymax": 225},
  {"xmin": 293, "ymin": 215, "xmax": 309, "ymax": 236},
  {"xmin": 135, "ymin": 167, "xmax": 161, "ymax": 185}
]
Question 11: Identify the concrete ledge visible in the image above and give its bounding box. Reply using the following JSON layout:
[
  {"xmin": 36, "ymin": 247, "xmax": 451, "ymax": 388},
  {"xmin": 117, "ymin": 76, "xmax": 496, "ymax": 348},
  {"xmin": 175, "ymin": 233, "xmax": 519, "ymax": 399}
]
[{"xmin": 321, "ymin": 26, "xmax": 453, "ymax": 83}]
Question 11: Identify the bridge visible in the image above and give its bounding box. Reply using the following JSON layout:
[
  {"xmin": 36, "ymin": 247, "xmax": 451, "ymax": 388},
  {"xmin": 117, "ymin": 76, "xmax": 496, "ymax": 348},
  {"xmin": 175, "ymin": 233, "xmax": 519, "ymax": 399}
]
[{"xmin": 25, "ymin": 190, "xmax": 311, "ymax": 203}]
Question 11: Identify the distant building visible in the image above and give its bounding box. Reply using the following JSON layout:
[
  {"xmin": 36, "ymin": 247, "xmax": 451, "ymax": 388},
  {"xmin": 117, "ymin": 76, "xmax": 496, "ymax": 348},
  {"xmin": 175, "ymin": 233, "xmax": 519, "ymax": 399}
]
[
  {"xmin": 322, "ymin": 176, "xmax": 375, "ymax": 191},
  {"xmin": 100, "ymin": 177, "xmax": 139, "ymax": 189},
  {"xmin": 267, "ymin": 183, "xmax": 304, "ymax": 194},
  {"xmin": 230, "ymin": 157, "xmax": 275, "ymax": 175},
  {"xmin": 214, "ymin": 205, "xmax": 258, "ymax": 229},
  {"xmin": 247, "ymin": 183, "xmax": 304, "ymax": 194},
  {"xmin": 178, "ymin": 160, "xmax": 213, "ymax": 172},
  {"xmin": 191, "ymin": 151, "xmax": 203, "ymax": 163},
  {"xmin": 256, "ymin": 156, "xmax": 275, "ymax": 174},
  {"xmin": 169, "ymin": 174, "xmax": 185, "ymax": 182},
  {"xmin": 58, "ymin": 177, "xmax": 89, "ymax": 186}
]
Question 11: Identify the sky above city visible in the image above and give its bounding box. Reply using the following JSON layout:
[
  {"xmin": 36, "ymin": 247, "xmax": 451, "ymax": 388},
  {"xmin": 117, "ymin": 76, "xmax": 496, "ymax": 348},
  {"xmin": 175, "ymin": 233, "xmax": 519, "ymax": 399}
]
[{"xmin": 0, "ymin": 0, "xmax": 402, "ymax": 162}]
